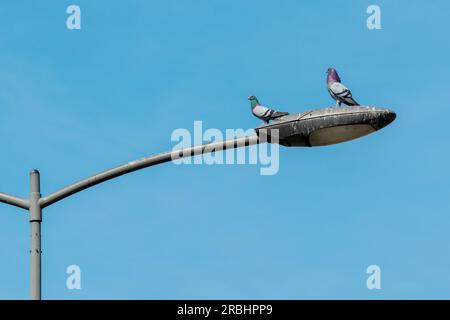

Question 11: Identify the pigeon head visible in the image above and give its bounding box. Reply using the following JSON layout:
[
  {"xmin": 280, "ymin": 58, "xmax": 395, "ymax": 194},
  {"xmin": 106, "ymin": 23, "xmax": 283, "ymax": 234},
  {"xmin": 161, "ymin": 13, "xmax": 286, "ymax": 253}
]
[
  {"xmin": 326, "ymin": 67, "xmax": 341, "ymax": 84},
  {"xmin": 248, "ymin": 95, "xmax": 260, "ymax": 107}
]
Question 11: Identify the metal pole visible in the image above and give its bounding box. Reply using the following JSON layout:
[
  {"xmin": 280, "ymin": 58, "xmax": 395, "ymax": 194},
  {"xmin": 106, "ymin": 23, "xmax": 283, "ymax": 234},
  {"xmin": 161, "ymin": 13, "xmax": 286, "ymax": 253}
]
[
  {"xmin": 29, "ymin": 169, "xmax": 42, "ymax": 300},
  {"xmin": 39, "ymin": 135, "xmax": 260, "ymax": 208},
  {"xmin": 0, "ymin": 135, "xmax": 260, "ymax": 299}
]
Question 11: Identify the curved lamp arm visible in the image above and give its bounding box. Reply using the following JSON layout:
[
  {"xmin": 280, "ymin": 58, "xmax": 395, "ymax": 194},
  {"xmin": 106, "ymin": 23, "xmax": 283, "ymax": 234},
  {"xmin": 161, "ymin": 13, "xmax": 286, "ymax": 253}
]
[
  {"xmin": 39, "ymin": 135, "xmax": 259, "ymax": 209},
  {"xmin": 0, "ymin": 192, "xmax": 29, "ymax": 209}
]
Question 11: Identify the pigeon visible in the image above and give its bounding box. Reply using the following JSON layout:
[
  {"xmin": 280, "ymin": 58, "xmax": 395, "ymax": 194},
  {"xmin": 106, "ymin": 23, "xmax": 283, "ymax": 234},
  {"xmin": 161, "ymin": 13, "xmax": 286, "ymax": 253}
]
[
  {"xmin": 248, "ymin": 96, "xmax": 289, "ymax": 123},
  {"xmin": 326, "ymin": 68, "xmax": 359, "ymax": 107}
]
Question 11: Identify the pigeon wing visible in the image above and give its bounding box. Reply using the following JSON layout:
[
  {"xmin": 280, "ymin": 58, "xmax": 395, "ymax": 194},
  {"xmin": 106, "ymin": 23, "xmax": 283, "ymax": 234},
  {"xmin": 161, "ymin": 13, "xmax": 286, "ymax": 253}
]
[
  {"xmin": 329, "ymin": 82, "xmax": 358, "ymax": 105},
  {"xmin": 252, "ymin": 105, "xmax": 272, "ymax": 118},
  {"xmin": 271, "ymin": 111, "xmax": 289, "ymax": 118}
]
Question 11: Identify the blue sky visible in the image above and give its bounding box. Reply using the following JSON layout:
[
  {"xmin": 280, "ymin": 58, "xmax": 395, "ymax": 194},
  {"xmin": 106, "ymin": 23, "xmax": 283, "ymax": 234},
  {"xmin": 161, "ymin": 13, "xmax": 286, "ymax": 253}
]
[{"xmin": 0, "ymin": 0, "xmax": 449, "ymax": 299}]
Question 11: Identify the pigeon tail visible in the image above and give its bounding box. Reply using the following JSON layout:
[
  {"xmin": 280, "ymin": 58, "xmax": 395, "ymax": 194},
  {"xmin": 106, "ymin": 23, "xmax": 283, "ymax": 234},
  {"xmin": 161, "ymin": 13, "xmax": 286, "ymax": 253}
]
[{"xmin": 343, "ymin": 98, "xmax": 359, "ymax": 106}]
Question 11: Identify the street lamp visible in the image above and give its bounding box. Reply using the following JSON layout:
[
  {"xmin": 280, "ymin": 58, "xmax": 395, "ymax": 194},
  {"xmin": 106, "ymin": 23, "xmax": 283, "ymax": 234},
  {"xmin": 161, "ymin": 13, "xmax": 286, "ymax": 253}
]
[
  {"xmin": 0, "ymin": 105, "xmax": 396, "ymax": 300},
  {"xmin": 256, "ymin": 106, "xmax": 396, "ymax": 147}
]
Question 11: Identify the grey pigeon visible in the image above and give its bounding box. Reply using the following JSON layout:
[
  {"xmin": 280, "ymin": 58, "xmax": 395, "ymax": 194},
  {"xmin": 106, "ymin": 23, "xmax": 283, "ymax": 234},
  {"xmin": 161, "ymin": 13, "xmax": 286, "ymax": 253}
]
[
  {"xmin": 248, "ymin": 96, "xmax": 289, "ymax": 123},
  {"xmin": 326, "ymin": 68, "xmax": 359, "ymax": 107}
]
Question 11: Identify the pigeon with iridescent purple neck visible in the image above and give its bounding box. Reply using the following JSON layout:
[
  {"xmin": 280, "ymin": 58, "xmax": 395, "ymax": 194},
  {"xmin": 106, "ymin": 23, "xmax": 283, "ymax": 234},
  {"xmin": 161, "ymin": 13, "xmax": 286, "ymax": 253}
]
[
  {"xmin": 326, "ymin": 68, "xmax": 359, "ymax": 107},
  {"xmin": 248, "ymin": 95, "xmax": 289, "ymax": 123}
]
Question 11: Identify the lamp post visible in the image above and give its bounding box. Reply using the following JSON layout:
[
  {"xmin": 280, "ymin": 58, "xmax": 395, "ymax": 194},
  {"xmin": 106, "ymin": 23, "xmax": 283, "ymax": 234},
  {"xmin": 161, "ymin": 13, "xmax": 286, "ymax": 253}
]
[{"xmin": 0, "ymin": 105, "xmax": 396, "ymax": 300}]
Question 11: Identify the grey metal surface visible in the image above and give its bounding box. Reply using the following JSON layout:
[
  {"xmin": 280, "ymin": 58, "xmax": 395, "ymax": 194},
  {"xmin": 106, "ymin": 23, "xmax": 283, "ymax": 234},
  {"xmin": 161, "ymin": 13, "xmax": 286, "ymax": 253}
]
[
  {"xmin": 0, "ymin": 104, "xmax": 397, "ymax": 299},
  {"xmin": 0, "ymin": 135, "xmax": 261, "ymax": 300},
  {"xmin": 255, "ymin": 106, "xmax": 396, "ymax": 147},
  {"xmin": 39, "ymin": 135, "xmax": 260, "ymax": 208},
  {"xmin": 0, "ymin": 192, "xmax": 29, "ymax": 209},
  {"xmin": 29, "ymin": 170, "xmax": 42, "ymax": 300}
]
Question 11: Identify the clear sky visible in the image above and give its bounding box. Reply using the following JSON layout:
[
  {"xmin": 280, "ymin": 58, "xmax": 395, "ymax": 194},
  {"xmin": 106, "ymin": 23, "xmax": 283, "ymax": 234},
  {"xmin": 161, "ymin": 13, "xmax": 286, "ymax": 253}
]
[{"xmin": 0, "ymin": 0, "xmax": 449, "ymax": 299}]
